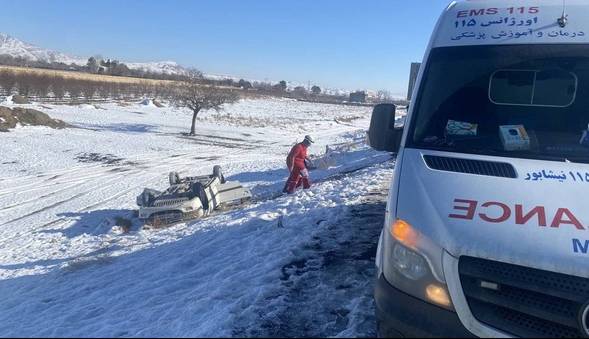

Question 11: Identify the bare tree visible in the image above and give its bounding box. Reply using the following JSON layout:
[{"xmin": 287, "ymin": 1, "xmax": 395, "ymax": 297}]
[
  {"xmin": 278, "ymin": 80, "xmax": 287, "ymax": 91},
  {"xmin": 32, "ymin": 74, "xmax": 51, "ymax": 99},
  {"xmin": 109, "ymin": 83, "xmax": 121, "ymax": 100},
  {"xmin": 293, "ymin": 86, "xmax": 307, "ymax": 97},
  {"xmin": 138, "ymin": 81, "xmax": 153, "ymax": 98},
  {"xmin": 376, "ymin": 89, "xmax": 392, "ymax": 103},
  {"xmin": 97, "ymin": 81, "xmax": 110, "ymax": 100},
  {"xmin": 238, "ymin": 79, "xmax": 252, "ymax": 90},
  {"xmin": 17, "ymin": 72, "xmax": 34, "ymax": 97},
  {"xmin": 173, "ymin": 78, "xmax": 239, "ymax": 135},
  {"xmin": 67, "ymin": 80, "xmax": 83, "ymax": 102},
  {"xmin": 82, "ymin": 82, "xmax": 98, "ymax": 102},
  {"xmin": 87, "ymin": 57, "xmax": 100, "ymax": 73},
  {"xmin": 51, "ymin": 76, "xmax": 66, "ymax": 101},
  {"xmin": 0, "ymin": 69, "xmax": 16, "ymax": 96},
  {"xmin": 253, "ymin": 81, "xmax": 273, "ymax": 92}
]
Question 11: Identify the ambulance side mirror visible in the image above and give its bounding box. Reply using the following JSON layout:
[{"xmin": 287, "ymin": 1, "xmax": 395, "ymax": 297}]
[{"xmin": 367, "ymin": 104, "xmax": 403, "ymax": 153}]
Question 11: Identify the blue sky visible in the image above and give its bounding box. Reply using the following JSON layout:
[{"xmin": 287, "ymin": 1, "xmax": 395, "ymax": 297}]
[{"xmin": 0, "ymin": 0, "xmax": 450, "ymax": 95}]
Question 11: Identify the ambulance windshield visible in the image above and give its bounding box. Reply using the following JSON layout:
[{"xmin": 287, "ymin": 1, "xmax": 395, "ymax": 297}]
[{"xmin": 409, "ymin": 44, "xmax": 589, "ymax": 162}]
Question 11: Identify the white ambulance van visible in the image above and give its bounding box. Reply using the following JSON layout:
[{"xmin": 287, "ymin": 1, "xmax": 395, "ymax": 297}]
[{"xmin": 369, "ymin": 0, "xmax": 589, "ymax": 337}]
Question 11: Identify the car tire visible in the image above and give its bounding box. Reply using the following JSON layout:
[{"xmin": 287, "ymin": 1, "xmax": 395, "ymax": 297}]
[
  {"xmin": 169, "ymin": 171, "xmax": 180, "ymax": 185},
  {"xmin": 213, "ymin": 165, "xmax": 225, "ymax": 183}
]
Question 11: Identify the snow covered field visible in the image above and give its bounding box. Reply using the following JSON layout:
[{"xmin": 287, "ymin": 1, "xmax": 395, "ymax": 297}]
[{"xmin": 0, "ymin": 97, "xmax": 394, "ymax": 337}]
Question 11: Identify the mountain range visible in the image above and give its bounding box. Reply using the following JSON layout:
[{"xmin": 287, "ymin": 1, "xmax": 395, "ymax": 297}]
[{"xmin": 0, "ymin": 33, "xmax": 189, "ymax": 76}]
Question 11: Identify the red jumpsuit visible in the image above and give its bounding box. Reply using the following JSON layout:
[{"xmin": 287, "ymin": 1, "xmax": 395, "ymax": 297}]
[{"xmin": 284, "ymin": 142, "xmax": 311, "ymax": 194}]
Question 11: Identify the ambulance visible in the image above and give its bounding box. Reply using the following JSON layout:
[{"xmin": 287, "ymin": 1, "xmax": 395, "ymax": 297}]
[{"xmin": 368, "ymin": 1, "xmax": 589, "ymax": 337}]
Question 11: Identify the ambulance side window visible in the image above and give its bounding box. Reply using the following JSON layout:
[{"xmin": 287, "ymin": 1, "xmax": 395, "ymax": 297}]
[
  {"xmin": 533, "ymin": 70, "xmax": 577, "ymax": 107},
  {"xmin": 490, "ymin": 69, "xmax": 577, "ymax": 107},
  {"xmin": 490, "ymin": 70, "xmax": 534, "ymax": 105}
]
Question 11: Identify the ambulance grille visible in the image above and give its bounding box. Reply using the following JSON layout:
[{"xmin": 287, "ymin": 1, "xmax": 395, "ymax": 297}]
[
  {"xmin": 423, "ymin": 155, "xmax": 517, "ymax": 178},
  {"xmin": 459, "ymin": 256, "xmax": 589, "ymax": 338}
]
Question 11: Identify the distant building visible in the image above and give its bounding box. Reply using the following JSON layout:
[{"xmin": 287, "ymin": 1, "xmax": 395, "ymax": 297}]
[
  {"xmin": 349, "ymin": 91, "xmax": 366, "ymax": 103},
  {"xmin": 407, "ymin": 62, "xmax": 421, "ymax": 101}
]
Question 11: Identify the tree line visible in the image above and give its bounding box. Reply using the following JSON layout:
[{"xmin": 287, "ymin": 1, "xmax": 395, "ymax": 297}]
[
  {"xmin": 0, "ymin": 69, "xmax": 180, "ymax": 103},
  {"xmin": 0, "ymin": 69, "xmax": 333, "ymax": 104},
  {"xmin": 0, "ymin": 55, "xmax": 400, "ymax": 105}
]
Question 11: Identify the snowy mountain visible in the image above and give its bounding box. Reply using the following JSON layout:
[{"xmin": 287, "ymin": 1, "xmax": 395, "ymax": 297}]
[
  {"xmin": 125, "ymin": 61, "xmax": 191, "ymax": 76},
  {"xmin": 0, "ymin": 33, "xmax": 190, "ymax": 75},
  {"xmin": 0, "ymin": 33, "xmax": 86, "ymax": 65}
]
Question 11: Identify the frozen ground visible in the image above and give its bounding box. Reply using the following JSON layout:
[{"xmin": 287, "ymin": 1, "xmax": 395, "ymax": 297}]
[{"xmin": 0, "ymin": 97, "xmax": 394, "ymax": 337}]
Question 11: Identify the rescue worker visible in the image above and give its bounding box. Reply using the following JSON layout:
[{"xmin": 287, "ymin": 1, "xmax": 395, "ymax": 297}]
[{"xmin": 283, "ymin": 135, "xmax": 314, "ymax": 194}]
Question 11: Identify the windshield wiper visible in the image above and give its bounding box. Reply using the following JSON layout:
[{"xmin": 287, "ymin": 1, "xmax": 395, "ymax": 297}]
[{"xmin": 564, "ymin": 157, "xmax": 589, "ymax": 164}]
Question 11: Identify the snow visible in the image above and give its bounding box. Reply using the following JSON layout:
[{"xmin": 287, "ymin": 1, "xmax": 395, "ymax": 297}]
[
  {"xmin": 139, "ymin": 98, "xmax": 157, "ymax": 107},
  {"xmin": 1, "ymin": 95, "xmax": 13, "ymax": 105},
  {"xmin": 0, "ymin": 97, "xmax": 393, "ymax": 337},
  {"xmin": 126, "ymin": 61, "xmax": 190, "ymax": 76}
]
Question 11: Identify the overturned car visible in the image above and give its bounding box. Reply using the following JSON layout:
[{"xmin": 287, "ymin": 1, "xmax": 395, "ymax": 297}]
[{"xmin": 137, "ymin": 166, "xmax": 252, "ymax": 227}]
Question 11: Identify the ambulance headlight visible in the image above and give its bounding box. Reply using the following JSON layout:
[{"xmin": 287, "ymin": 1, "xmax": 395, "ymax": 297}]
[
  {"xmin": 382, "ymin": 219, "xmax": 453, "ymax": 310},
  {"xmin": 391, "ymin": 243, "xmax": 428, "ymax": 280}
]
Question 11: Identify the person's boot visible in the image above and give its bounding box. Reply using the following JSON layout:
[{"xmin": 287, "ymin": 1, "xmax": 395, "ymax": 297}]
[
  {"xmin": 285, "ymin": 180, "xmax": 298, "ymax": 194},
  {"xmin": 302, "ymin": 177, "xmax": 311, "ymax": 189}
]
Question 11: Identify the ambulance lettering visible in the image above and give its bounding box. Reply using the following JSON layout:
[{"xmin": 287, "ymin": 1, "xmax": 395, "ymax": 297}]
[
  {"xmin": 573, "ymin": 239, "xmax": 589, "ymax": 254},
  {"xmin": 456, "ymin": 7, "xmax": 539, "ymax": 18},
  {"xmin": 449, "ymin": 199, "xmax": 586, "ymax": 230},
  {"xmin": 457, "ymin": 8, "xmax": 499, "ymax": 18}
]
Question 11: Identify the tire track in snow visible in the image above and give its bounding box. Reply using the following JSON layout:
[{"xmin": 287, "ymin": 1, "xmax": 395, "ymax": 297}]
[
  {"xmin": 0, "ymin": 192, "xmax": 88, "ymax": 227},
  {"xmin": 0, "ymin": 147, "xmax": 255, "ymax": 245},
  {"xmin": 0, "ymin": 182, "xmax": 85, "ymax": 212},
  {"xmin": 0, "ymin": 142, "xmax": 223, "ymax": 195},
  {"xmin": 0, "ymin": 151, "xmax": 202, "ymax": 197},
  {"xmin": 0, "ymin": 162, "xmax": 108, "ymax": 186},
  {"xmin": 0, "ymin": 150, "xmax": 218, "ymax": 213},
  {"xmin": 0, "ymin": 160, "xmax": 133, "ymax": 192},
  {"xmin": 0, "ymin": 170, "xmax": 120, "ymax": 200},
  {"xmin": 0, "ymin": 168, "xmax": 114, "ymax": 197},
  {"xmin": 0, "ymin": 173, "xmax": 129, "ymax": 227}
]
